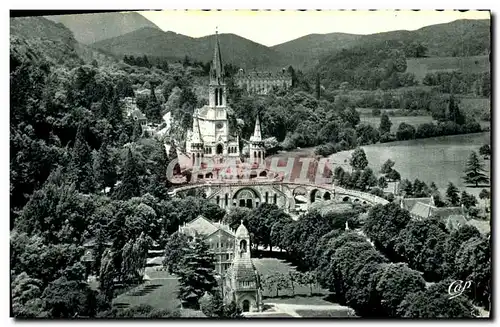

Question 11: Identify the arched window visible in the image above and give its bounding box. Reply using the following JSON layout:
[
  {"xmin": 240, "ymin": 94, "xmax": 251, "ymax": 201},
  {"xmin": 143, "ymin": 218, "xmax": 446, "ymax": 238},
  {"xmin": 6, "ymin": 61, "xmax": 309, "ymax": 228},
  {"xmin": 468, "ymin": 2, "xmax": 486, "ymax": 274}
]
[
  {"xmin": 219, "ymin": 88, "xmax": 223, "ymax": 106},
  {"xmin": 273, "ymin": 194, "xmax": 277, "ymax": 204},
  {"xmin": 216, "ymin": 196, "xmax": 220, "ymax": 205},
  {"xmin": 225, "ymin": 194, "xmax": 228, "ymax": 207},
  {"xmin": 215, "ymin": 88, "xmax": 219, "ymax": 106},
  {"xmin": 265, "ymin": 192, "xmax": 269, "ymax": 203},
  {"xmin": 240, "ymin": 240, "xmax": 247, "ymax": 253}
]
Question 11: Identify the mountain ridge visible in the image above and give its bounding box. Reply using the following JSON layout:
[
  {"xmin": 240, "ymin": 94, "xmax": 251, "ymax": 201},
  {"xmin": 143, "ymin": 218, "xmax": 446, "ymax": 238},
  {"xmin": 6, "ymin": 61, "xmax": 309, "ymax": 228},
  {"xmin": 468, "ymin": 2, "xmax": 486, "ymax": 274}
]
[{"xmin": 45, "ymin": 12, "xmax": 161, "ymax": 44}]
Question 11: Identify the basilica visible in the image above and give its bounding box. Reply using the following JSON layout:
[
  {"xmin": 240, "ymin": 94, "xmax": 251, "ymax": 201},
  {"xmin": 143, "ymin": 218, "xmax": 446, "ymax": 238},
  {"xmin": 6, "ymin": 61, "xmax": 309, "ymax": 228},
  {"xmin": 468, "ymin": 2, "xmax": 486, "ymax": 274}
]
[{"xmin": 185, "ymin": 31, "xmax": 265, "ymax": 172}]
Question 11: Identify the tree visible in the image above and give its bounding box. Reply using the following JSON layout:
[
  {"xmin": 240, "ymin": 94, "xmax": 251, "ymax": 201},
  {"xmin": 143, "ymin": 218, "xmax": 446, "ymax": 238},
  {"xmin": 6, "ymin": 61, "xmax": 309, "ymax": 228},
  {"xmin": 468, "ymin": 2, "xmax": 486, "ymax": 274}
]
[
  {"xmin": 177, "ymin": 237, "xmax": 217, "ymax": 309},
  {"xmin": 460, "ymin": 191, "xmax": 478, "ymax": 209},
  {"xmin": 379, "ymin": 113, "xmax": 392, "ymax": 135},
  {"xmin": 396, "ymin": 122, "xmax": 416, "ymax": 141},
  {"xmin": 358, "ymin": 168, "xmax": 377, "ymax": 191},
  {"xmin": 116, "ymin": 148, "xmax": 140, "ymax": 200},
  {"xmin": 99, "ymin": 249, "xmax": 115, "ymax": 301},
  {"xmin": 479, "ymin": 144, "xmax": 491, "ymax": 158},
  {"xmin": 398, "ymin": 279, "xmax": 477, "ymax": 318},
  {"xmin": 479, "ymin": 189, "xmax": 490, "ymax": 210},
  {"xmin": 385, "ymin": 169, "xmax": 401, "ymax": 182},
  {"xmin": 444, "ymin": 224, "xmax": 481, "ymax": 276},
  {"xmin": 315, "ymin": 73, "xmax": 321, "ymax": 99},
  {"xmin": 93, "ymin": 139, "xmax": 117, "ymax": 193},
  {"xmin": 463, "ymin": 151, "xmax": 489, "ymax": 187},
  {"xmin": 41, "ymin": 276, "xmax": 98, "ymax": 318},
  {"xmin": 364, "ymin": 203, "xmax": 411, "ymax": 259},
  {"xmin": 69, "ymin": 125, "xmax": 95, "ymax": 193},
  {"xmin": 11, "ymin": 272, "xmax": 46, "ymax": 317},
  {"xmin": 380, "ymin": 159, "xmax": 395, "ymax": 174},
  {"xmin": 144, "ymin": 85, "xmax": 162, "ymax": 122},
  {"xmin": 378, "ymin": 176, "xmax": 388, "ymax": 190},
  {"xmin": 394, "ymin": 219, "xmax": 449, "ymax": 281},
  {"xmin": 107, "ymin": 88, "xmax": 124, "ymax": 132},
  {"xmin": 131, "ymin": 120, "xmax": 143, "ymax": 141},
  {"xmin": 373, "ymin": 263, "xmax": 426, "ymax": 317},
  {"xmin": 447, "ymin": 95, "xmax": 465, "ymax": 125},
  {"xmin": 446, "ymin": 182, "xmax": 460, "ymax": 206},
  {"xmin": 264, "ymin": 272, "xmax": 290, "ymax": 297},
  {"xmin": 121, "ymin": 240, "xmax": 136, "ymax": 283},
  {"xmin": 350, "ymin": 147, "xmax": 368, "ymax": 171},
  {"xmin": 455, "ymin": 236, "xmax": 491, "ymax": 308}
]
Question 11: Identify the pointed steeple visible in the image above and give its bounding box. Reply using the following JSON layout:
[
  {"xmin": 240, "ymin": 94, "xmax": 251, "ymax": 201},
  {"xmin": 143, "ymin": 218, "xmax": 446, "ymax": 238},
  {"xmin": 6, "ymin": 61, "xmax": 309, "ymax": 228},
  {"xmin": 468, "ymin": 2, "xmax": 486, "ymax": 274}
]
[
  {"xmin": 191, "ymin": 110, "xmax": 203, "ymax": 144},
  {"xmin": 210, "ymin": 28, "xmax": 224, "ymax": 85},
  {"xmin": 250, "ymin": 114, "xmax": 262, "ymax": 142}
]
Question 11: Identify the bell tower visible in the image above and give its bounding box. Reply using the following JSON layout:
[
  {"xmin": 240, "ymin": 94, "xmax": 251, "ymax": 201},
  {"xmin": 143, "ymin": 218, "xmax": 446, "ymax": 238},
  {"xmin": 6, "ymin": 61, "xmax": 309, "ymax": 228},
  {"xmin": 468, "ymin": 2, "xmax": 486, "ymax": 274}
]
[
  {"xmin": 209, "ymin": 28, "xmax": 226, "ymax": 108},
  {"xmin": 249, "ymin": 114, "xmax": 265, "ymax": 166}
]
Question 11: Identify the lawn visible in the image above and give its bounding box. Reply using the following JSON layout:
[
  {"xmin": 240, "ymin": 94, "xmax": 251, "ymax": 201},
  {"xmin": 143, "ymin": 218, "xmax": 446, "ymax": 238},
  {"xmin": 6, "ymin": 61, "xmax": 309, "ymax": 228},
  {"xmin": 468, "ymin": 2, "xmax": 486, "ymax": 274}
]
[
  {"xmin": 112, "ymin": 278, "xmax": 181, "ymax": 312},
  {"xmin": 360, "ymin": 115, "xmax": 435, "ymax": 133},
  {"xmin": 253, "ymin": 258, "xmax": 327, "ymax": 298}
]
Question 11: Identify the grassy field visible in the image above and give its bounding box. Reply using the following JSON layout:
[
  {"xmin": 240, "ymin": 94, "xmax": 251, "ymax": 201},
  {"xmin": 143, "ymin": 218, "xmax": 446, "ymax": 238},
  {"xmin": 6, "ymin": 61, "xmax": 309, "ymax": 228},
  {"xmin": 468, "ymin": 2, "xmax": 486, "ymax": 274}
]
[
  {"xmin": 253, "ymin": 258, "xmax": 326, "ymax": 298},
  {"xmin": 360, "ymin": 115, "xmax": 435, "ymax": 133},
  {"xmin": 112, "ymin": 277, "xmax": 181, "ymax": 312},
  {"xmin": 406, "ymin": 55, "xmax": 490, "ymax": 82}
]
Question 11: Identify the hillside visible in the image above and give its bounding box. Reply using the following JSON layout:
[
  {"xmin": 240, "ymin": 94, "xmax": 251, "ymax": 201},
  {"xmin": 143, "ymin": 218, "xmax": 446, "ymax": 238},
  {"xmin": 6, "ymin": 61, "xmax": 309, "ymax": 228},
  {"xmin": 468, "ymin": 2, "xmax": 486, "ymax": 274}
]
[
  {"xmin": 10, "ymin": 16, "xmax": 117, "ymax": 68},
  {"xmin": 272, "ymin": 33, "xmax": 362, "ymax": 69},
  {"xmin": 313, "ymin": 19, "xmax": 490, "ymax": 89},
  {"xmin": 91, "ymin": 27, "xmax": 288, "ymax": 69},
  {"xmin": 10, "ymin": 16, "xmax": 82, "ymax": 67},
  {"xmin": 45, "ymin": 11, "xmax": 161, "ymax": 44}
]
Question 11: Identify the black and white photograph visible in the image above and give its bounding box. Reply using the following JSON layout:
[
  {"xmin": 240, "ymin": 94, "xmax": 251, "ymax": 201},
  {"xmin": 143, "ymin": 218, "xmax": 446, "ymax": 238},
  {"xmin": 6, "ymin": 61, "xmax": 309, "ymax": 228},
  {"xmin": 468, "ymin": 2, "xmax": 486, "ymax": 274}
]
[{"xmin": 9, "ymin": 8, "xmax": 492, "ymax": 319}]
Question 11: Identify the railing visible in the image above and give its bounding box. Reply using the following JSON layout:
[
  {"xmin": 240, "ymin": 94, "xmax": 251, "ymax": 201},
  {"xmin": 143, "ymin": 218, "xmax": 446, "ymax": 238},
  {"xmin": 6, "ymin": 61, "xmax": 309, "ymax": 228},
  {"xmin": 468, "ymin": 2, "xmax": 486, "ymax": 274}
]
[{"xmin": 169, "ymin": 180, "xmax": 388, "ymax": 205}]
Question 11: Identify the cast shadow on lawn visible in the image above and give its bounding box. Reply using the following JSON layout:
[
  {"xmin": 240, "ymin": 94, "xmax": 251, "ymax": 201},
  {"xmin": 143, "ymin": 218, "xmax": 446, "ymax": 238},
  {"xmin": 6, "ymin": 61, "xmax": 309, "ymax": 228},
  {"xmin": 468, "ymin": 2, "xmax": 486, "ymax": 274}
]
[{"xmin": 128, "ymin": 284, "xmax": 162, "ymax": 297}]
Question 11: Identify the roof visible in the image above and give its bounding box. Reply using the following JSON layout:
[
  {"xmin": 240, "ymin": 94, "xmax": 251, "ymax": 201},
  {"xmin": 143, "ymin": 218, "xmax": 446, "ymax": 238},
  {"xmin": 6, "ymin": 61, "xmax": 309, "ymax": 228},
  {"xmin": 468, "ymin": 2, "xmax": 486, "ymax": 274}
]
[
  {"xmin": 235, "ymin": 222, "xmax": 249, "ymax": 239},
  {"xmin": 430, "ymin": 206, "xmax": 465, "ymax": 219},
  {"xmin": 401, "ymin": 197, "xmax": 433, "ymax": 211},
  {"xmin": 410, "ymin": 202, "xmax": 433, "ymax": 219},
  {"xmin": 179, "ymin": 215, "xmax": 235, "ymax": 238},
  {"xmin": 445, "ymin": 215, "xmax": 468, "ymax": 231},
  {"xmin": 227, "ymin": 257, "xmax": 258, "ymax": 283},
  {"xmin": 210, "ymin": 31, "xmax": 224, "ymax": 85}
]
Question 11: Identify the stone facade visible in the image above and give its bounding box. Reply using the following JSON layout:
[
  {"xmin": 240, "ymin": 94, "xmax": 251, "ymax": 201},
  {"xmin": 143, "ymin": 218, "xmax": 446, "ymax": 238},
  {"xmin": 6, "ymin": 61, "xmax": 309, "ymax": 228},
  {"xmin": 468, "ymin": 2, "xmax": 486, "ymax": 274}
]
[
  {"xmin": 185, "ymin": 31, "xmax": 240, "ymax": 165},
  {"xmin": 224, "ymin": 222, "xmax": 263, "ymax": 312},
  {"xmin": 178, "ymin": 215, "xmax": 236, "ymax": 275},
  {"xmin": 235, "ymin": 69, "xmax": 292, "ymax": 95}
]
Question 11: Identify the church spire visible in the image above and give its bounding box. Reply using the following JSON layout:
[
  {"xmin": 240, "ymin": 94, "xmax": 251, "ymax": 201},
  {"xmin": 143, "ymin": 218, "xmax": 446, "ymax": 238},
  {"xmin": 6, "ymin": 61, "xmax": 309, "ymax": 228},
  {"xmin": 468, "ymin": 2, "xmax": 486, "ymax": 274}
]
[
  {"xmin": 191, "ymin": 110, "xmax": 203, "ymax": 144},
  {"xmin": 210, "ymin": 28, "xmax": 224, "ymax": 85},
  {"xmin": 250, "ymin": 114, "xmax": 262, "ymax": 142}
]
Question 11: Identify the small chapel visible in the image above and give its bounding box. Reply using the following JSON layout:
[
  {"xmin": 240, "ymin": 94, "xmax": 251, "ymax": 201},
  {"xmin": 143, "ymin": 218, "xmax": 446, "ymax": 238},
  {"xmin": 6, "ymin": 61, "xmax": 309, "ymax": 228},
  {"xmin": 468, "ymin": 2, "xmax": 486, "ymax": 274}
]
[{"xmin": 223, "ymin": 221, "xmax": 263, "ymax": 312}]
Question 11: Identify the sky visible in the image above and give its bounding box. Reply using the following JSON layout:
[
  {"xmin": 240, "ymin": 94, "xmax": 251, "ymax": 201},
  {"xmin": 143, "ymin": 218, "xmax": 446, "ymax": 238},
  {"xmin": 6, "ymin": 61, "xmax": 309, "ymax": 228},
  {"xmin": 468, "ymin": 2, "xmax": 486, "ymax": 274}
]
[{"xmin": 138, "ymin": 10, "xmax": 490, "ymax": 47}]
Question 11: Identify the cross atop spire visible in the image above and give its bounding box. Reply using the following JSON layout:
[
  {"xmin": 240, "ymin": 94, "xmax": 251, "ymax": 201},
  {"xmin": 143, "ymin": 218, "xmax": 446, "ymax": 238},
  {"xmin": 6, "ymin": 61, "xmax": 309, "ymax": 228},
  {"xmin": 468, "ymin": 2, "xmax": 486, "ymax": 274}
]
[{"xmin": 210, "ymin": 29, "xmax": 224, "ymax": 85}]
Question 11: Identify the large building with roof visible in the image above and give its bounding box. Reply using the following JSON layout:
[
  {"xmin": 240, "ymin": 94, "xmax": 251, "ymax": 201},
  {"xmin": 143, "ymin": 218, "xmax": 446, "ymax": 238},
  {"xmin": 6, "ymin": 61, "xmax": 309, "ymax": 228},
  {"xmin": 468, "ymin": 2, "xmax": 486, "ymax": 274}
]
[
  {"xmin": 178, "ymin": 215, "xmax": 262, "ymax": 312},
  {"xmin": 400, "ymin": 196, "xmax": 469, "ymax": 231},
  {"xmin": 234, "ymin": 68, "xmax": 292, "ymax": 95},
  {"xmin": 178, "ymin": 215, "xmax": 237, "ymax": 274}
]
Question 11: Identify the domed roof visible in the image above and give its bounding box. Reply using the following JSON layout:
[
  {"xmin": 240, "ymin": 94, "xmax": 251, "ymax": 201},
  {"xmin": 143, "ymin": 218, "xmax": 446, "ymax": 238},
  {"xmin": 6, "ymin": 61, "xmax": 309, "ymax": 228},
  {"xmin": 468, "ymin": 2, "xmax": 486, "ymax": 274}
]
[{"xmin": 235, "ymin": 221, "xmax": 249, "ymax": 238}]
